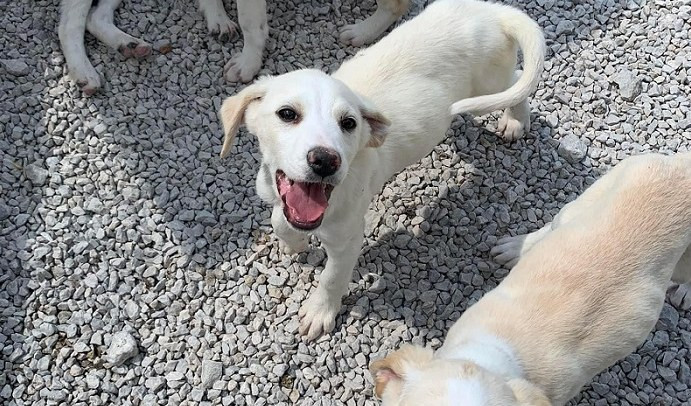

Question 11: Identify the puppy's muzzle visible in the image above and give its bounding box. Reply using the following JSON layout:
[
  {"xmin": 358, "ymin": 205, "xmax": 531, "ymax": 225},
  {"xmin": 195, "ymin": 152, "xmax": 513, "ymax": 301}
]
[{"xmin": 307, "ymin": 147, "xmax": 341, "ymax": 178}]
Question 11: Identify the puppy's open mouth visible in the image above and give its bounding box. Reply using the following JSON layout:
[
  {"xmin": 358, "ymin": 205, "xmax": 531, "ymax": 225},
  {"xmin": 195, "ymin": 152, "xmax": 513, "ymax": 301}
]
[{"xmin": 276, "ymin": 170, "xmax": 335, "ymax": 230}]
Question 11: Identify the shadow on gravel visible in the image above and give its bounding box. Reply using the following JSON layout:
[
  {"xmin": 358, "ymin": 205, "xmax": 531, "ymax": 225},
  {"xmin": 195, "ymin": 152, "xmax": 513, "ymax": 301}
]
[{"xmin": 330, "ymin": 112, "xmax": 597, "ymax": 337}]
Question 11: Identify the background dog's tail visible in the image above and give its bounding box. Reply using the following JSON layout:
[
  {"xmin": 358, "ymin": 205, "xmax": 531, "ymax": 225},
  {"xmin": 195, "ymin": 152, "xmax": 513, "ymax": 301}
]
[{"xmin": 449, "ymin": 7, "xmax": 545, "ymax": 116}]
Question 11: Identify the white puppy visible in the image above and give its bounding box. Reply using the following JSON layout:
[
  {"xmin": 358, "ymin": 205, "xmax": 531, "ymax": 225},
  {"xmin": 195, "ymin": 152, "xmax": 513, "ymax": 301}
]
[
  {"xmin": 219, "ymin": 0, "xmax": 545, "ymax": 340},
  {"xmin": 370, "ymin": 152, "xmax": 691, "ymax": 406}
]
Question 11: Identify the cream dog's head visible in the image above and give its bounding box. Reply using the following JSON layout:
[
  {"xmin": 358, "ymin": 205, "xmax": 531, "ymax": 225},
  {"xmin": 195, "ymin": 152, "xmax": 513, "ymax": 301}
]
[
  {"xmin": 370, "ymin": 345, "xmax": 551, "ymax": 406},
  {"xmin": 219, "ymin": 69, "xmax": 390, "ymax": 231}
]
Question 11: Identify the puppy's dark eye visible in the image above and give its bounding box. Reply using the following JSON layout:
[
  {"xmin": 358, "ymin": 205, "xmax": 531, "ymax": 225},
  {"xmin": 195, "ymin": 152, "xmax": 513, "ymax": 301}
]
[
  {"xmin": 340, "ymin": 117, "xmax": 357, "ymax": 132},
  {"xmin": 277, "ymin": 108, "xmax": 298, "ymax": 122}
]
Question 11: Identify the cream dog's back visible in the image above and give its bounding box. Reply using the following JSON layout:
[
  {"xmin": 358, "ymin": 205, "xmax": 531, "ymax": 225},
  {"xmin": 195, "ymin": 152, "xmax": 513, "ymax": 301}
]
[{"xmin": 447, "ymin": 152, "xmax": 691, "ymax": 404}]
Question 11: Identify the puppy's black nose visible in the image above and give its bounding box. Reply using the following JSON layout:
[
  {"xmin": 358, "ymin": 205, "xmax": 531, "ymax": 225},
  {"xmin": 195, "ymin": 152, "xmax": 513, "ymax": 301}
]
[{"xmin": 307, "ymin": 147, "xmax": 341, "ymax": 177}]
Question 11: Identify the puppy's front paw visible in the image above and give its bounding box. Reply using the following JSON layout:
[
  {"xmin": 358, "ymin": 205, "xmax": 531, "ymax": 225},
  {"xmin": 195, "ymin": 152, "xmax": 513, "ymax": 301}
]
[
  {"xmin": 669, "ymin": 283, "xmax": 691, "ymax": 310},
  {"xmin": 490, "ymin": 234, "xmax": 527, "ymax": 269},
  {"xmin": 298, "ymin": 289, "xmax": 341, "ymax": 340},
  {"xmin": 224, "ymin": 51, "xmax": 262, "ymax": 83},
  {"xmin": 498, "ymin": 111, "xmax": 527, "ymax": 141}
]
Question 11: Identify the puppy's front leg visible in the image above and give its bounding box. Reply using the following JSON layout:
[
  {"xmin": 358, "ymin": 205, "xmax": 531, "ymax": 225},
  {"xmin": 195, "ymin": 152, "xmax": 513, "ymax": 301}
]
[
  {"xmin": 224, "ymin": 0, "xmax": 267, "ymax": 83},
  {"xmin": 299, "ymin": 218, "xmax": 365, "ymax": 340},
  {"xmin": 271, "ymin": 206, "xmax": 309, "ymax": 255}
]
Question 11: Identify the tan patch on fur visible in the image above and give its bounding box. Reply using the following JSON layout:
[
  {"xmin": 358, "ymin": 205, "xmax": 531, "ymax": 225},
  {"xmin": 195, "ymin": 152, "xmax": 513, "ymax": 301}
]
[
  {"xmin": 369, "ymin": 345, "xmax": 433, "ymax": 398},
  {"xmin": 362, "ymin": 107, "xmax": 391, "ymax": 148}
]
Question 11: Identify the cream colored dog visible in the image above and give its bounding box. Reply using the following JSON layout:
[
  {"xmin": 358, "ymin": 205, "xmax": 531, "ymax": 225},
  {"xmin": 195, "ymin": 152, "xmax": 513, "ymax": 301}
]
[
  {"xmin": 219, "ymin": 0, "xmax": 545, "ymax": 340},
  {"xmin": 370, "ymin": 152, "xmax": 691, "ymax": 406}
]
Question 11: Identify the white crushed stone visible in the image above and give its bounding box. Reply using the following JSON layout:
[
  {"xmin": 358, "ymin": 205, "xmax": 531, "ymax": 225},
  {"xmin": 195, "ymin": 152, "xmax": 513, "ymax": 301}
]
[{"xmin": 0, "ymin": 0, "xmax": 689, "ymax": 405}]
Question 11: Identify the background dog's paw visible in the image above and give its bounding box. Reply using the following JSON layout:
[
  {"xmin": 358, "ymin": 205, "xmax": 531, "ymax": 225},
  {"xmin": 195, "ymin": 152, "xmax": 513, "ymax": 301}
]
[
  {"xmin": 224, "ymin": 51, "xmax": 262, "ymax": 83},
  {"xmin": 298, "ymin": 289, "xmax": 341, "ymax": 340},
  {"xmin": 498, "ymin": 113, "xmax": 527, "ymax": 142},
  {"xmin": 206, "ymin": 13, "xmax": 238, "ymax": 42},
  {"xmin": 490, "ymin": 234, "xmax": 527, "ymax": 269},
  {"xmin": 339, "ymin": 23, "xmax": 373, "ymax": 47},
  {"xmin": 118, "ymin": 41, "xmax": 152, "ymax": 59},
  {"xmin": 71, "ymin": 66, "xmax": 101, "ymax": 96},
  {"xmin": 669, "ymin": 283, "xmax": 691, "ymax": 310}
]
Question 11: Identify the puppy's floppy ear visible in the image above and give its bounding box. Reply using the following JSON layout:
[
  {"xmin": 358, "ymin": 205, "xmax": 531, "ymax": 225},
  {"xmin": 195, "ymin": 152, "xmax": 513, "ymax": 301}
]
[
  {"xmin": 507, "ymin": 378, "xmax": 552, "ymax": 406},
  {"xmin": 369, "ymin": 345, "xmax": 433, "ymax": 398},
  {"xmin": 360, "ymin": 103, "xmax": 390, "ymax": 148},
  {"xmin": 219, "ymin": 81, "xmax": 267, "ymax": 158}
]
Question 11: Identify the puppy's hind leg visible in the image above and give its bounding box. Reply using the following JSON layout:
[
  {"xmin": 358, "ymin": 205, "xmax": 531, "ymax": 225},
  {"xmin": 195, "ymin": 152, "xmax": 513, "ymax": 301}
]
[
  {"xmin": 498, "ymin": 71, "xmax": 531, "ymax": 141},
  {"xmin": 59, "ymin": 0, "xmax": 101, "ymax": 95},
  {"xmin": 86, "ymin": 0, "xmax": 152, "ymax": 59},
  {"xmin": 669, "ymin": 246, "xmax": 691, "ymax": 310},
  {"xmin": 224, "ymin": 0, "xmax": 267, "ymax": 83},
  {"xmin": 340, "ymin": 0, "xmax": 410, "ymax": 47}
]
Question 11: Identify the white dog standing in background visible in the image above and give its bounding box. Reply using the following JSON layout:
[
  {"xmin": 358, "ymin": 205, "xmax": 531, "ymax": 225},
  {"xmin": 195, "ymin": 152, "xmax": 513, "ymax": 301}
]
[
  {"xmin": 370, "ymin": 152, "xmax": 691, "ymax": 405},
  {"xmin": 218, "ymin": 0, "xmax": 545, "ymax": 339},
  {"xmin": 58, "ymin": 0, "xmax": 412, "ymax": 94}
]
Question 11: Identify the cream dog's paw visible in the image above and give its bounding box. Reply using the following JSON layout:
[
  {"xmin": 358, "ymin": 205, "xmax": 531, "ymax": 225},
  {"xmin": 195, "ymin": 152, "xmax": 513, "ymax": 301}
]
[
  {"xmin": 298, "ymin": 288, "xmax": 341, "ymax": 340},
  {"xmin": 491, "ymin": 234, "xmax": 527, "ymax": 269}
]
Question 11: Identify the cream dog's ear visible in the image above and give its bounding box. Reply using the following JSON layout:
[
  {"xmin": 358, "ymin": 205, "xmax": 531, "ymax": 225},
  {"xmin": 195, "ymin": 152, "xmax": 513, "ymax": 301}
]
[
  {"xmin": 507, "ymin": 378, "xmax": 552, "ymax": 406},
  {"xmin": 219, "ymin": 81, "xmax": 268, "ymax": 158},
  {"xmin": 369, "ymin": 345, "xmax": 433, "ymax": 398},
  {"xmin": 359, "ymin": 99, "xmax": 390, "ymax": 148}
]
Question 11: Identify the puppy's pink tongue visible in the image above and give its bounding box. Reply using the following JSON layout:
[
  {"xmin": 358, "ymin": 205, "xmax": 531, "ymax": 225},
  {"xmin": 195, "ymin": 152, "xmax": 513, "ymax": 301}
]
[{"xmin": 285, "ymin": 182, "xmax": 328, "ymax": 223}]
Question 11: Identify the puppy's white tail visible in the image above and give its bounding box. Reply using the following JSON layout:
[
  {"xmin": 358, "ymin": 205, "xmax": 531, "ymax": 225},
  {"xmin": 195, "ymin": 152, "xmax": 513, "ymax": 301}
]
[{"xmin": 450, "ymin": 7, "xmax": 545, "ymax": 116}]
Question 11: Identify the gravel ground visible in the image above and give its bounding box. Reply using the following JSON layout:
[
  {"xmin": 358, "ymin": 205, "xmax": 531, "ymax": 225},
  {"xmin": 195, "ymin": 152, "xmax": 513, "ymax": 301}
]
[{"xmin": 1, "ymin": 0, "xmax": 690, "ymax": 405}]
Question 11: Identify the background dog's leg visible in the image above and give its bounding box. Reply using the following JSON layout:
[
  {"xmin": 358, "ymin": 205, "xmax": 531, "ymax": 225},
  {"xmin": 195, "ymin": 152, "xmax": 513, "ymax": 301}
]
[
  {"xmin": 224, "ymin": 0, "xmax": 267, "ymax": 83},
  {"xmin": 670, "ymin": 246, "xmax": 691, "ymax": 310},
  {"xmin": 298, "ymin": 219, "xmax": 365, "ymax": 340},
  {"xmin": 339, "ymin": 0, "xmax": 410, "ymax": 47},
  {"xmin": 59, "ymin": 0, "xmax": 101, "ymax": 95},
  {"xmin": 198, "ymin": 0, "xmax": 237, "ymax": 41},
  {"xmin": 271, "ymin": 206, "xmax": 309, "ymax": 255},
  {"xmin": 86, "ymin": 0, "xmax": 151, "ymax": 59},
  {"xmin": 497, "ymin": 71, "xmax": 531, "ymax": 141}
]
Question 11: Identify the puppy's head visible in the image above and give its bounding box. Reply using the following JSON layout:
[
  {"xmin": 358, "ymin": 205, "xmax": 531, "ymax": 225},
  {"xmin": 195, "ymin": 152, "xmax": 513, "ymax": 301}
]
[
  {"xmin": 369, "ymin": 345, "xmax": 551, "ymax": 406},
  {"xmin": 219, "ymin": 69, "xmax": 390, "ymax": 231}
]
